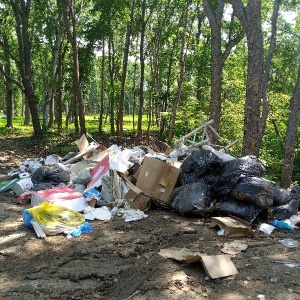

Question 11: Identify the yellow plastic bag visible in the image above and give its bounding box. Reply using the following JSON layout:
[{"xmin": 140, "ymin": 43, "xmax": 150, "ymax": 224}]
[{"xmin": 28, "ymin": 202, "xmax": 85, "ymax": 235}]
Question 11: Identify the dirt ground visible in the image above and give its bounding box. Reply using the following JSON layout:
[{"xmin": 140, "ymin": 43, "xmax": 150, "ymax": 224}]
[{"xmin": 0, "ymin": 136, "xmax": 300, "ymax": 300}]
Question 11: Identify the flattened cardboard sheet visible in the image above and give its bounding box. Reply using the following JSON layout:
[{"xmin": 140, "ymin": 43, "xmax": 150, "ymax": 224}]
[
  {"xmin": 200, "ymin": 255, "xmax": 238, "ymax": 279},
  {"xmin": 159, "ymin": 247, "xmax": 238, "ymax": 278},
  {"xmin": 211, "ymin": 216, "xmax": 255, "ymax": 237}
]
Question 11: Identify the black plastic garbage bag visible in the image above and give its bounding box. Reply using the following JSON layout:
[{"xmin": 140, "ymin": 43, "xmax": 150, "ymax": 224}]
[
  {"xmin": 180, "ymin": 149, "xmax": 223, "ymax": 185},
  {"xmin": 230, "ymin": 177, "xmax": 274, "ymax": 208},
  {"xmin": 216, "ymin": 197, "xmax": 262, "ymax": 223},
  {"xmin": 168, "ymin": 182, "xmax": 212, "ymax": 217},
  {"xmin": 289, "ymin": 186, "xmax": 300, "ymax": 209},
  {"xmin": 213, "ymin": 155, "xmax": 266, "ymax": 196},
  {"xmin": 272, "ymin": 199, "xmax": 299, "ymax": 220},
  {"xmin": 272, "ymin": 186, "xmax": 291, "ymax": 206},
  {"xmin": 31, "ymin": 164, "xmax": 70, "ymax": 191}
]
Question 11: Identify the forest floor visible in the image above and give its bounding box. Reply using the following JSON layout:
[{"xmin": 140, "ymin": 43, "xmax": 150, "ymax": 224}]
[{"xmin": 0, "ymin": 134, "xmax": 300, "ymax": 300}]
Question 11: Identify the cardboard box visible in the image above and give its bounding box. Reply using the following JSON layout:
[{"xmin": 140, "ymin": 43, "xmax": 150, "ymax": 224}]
[
  {"xmin": 31, "ymin": 186, "xmax": 88, "ymax": 211},
  {"xmin": 136, "ymin": 157, "xmax": 181, "ymax": 203},
  {"xmin": 124, "ymin": 181, "xmax": 151, "ymax": 211}
]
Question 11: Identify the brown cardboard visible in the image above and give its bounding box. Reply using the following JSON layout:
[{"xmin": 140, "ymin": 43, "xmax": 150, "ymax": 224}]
[
  {"xmin": 200, "ymin": 255, "xmax": 238, "ymax": 279},
  {"xmin": 210, "ymin": 216, "xmax": 255, "ymax": 237},
  {"xmin": 159, "ymin": 247, "xmax": 238, "ymax": 279},
  {"xmin": 124, "ymin": 180, "xmax": 151, "ymax": 211},
  {"xmin": 136, "ymin": 157, "xmax": 181, "ymax": 203}
]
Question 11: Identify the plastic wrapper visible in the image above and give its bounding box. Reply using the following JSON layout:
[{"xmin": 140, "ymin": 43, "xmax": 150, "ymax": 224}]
[
  {"xmin": 101, "ymin": 175, "xmax": 115, "ymax": 203},
  {"xmin": 230, "ymin": 177, "xmax": 274, "ymax": 208},
  {"xmin": 213, "ymin": 155, "xmax": 266, "ymax": 196},
  {"xmin": 272, "ymin": 199, "xmax": 299, "ymax": 220},
  {"xmin": 168, "ymin": 182, "xmax": 212, "ymax": 217},
  {"xmin": 22, "ymin": 209, "xmax": 34, "ymax": 229},
  {"xmin": 28, "ymin": 202, "xmax": 85, "ymax": 235},
  {"xmin": 216, "ymin": 197, "xmax": 262, "ymax": 223},
  {"xmin": 72, "ymin": 168, "xmax": 91, "ymax": 184},
  {"xmin": 70, "ymin": 222, "xmax": 93, "ymax": 237}
]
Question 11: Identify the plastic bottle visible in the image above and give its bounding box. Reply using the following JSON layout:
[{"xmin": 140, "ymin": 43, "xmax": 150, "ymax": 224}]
[{"xmin": 270, "ymin": 220, "xmax": 294, "ymax": 230}]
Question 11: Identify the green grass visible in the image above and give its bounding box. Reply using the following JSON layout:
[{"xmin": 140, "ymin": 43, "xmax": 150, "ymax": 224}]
[{"xmin": 0, "ymin": 114, "xmax": 160, "ymax": 156}]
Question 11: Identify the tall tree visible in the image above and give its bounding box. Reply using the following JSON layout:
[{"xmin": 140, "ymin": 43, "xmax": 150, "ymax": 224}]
[
  {"xmin": 1, "ymin": 34, "xmax": 14, "ymax": 128},
  {"xmin": 6, "ymin": 0, "xmax": 42, "ymax": 136},
  {"xmin": 230, "ymin": 0, "xmax": 264, "ymax": 156},
  {"xmin": 203, "ymin": 0, "xmax": 243, "ymax": 144},
  {"xmin": 61, "ymin": 0, "xmax": 86, "ymax": 134},
  {"xmin": 257, "ymin": 0, "xmax": 280, "ymax": 152},
  {"xmin": 167, "ymin": 0, "xmax": 190, "ymax": 144},
  {"xmin": 280, "ymin": 63, "xmax": 300, "ymax": 188},
  {"xmin": 117, "ymin": 0, "xmax": 135, "ymax": 136}
]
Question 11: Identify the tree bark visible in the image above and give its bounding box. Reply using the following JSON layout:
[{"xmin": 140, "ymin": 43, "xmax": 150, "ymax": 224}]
[
  {"xmin": 108, "ymin": 35, "xmax": 116, "ymax": 135},
  {"xmin": 280, "ymin": 64, "xmax": 300, "ymax": 188},
  {"xmin": 9, "ymin": 0, "xmax": 42, "ymax": 137},
  {"xmin": 204, "ymin": 0, "xmax": 244, "ymax": 145},
  {"xmin": 257, "ymin": 0, "xmax": 280, "ymax": 149},
  {"xmin": 167, "ymin": 0, "xmax": 190, "ymax": 145},
  {"xmin": 2, "ymin": 35, "xmax": 14, "ymax": 128},
  {"xmin": 230, "ymin": 0, "xmax": 264, "ymax": 156},
  {"xmin": 118, "ymin": 0, "xmax": 135, "ymax": 136},
  {"xmin": 61, "ymin": 0, "xmax": 86, "ymax": 134},
  {"xmin": 99, "ymin": 38, "xmax": 105, "ymax": 134}
]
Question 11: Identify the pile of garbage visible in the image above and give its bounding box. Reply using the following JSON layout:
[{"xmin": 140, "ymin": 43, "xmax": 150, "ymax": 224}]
[
  {"xmin": 170, "ymin": 146, "xmax": 300, "ymax": 224},
  {"xmin": 1, "ymin": 133, "xmax": 300, "ymax": 238}
]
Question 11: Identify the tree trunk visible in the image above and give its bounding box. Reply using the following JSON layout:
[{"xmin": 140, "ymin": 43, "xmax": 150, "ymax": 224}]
[
  {"xmin": 137, "ymin": 0, "xmax": 147, "ymax": 137},
  {"xmin": 280, "ymin": 64, "xmax": 300, "ymax": 188},
  {"xmin": 167, "ymin": 0, "xmax": 190, "ymax": 145},
  {"xmin": 62, "ymin": 0, "xmax": 86, "ymax": 134},
  {"xmin": 3, "ymin": 35, "xmax": 13, "ymax": 128},
  {"xmin": 9, "ymin": 0, "xmax": 42, "ymax": 137},
  {"xmin": 56, "ymin": 43, "xmax": 66, "ymax": 132},
  {"xmin": 231, "ymin": 0, "xmax": 263, "ymax": 156},
  {"xmin": 118, "ymin": 0, "xmax": 135, "ymax": 136},
  {"xmin": 108, "ymin": 35, "xmax": 115, "ymax": 135},
  {"xmin": 257, "ymin": 0, "xmax": 280, "ymax": 149},
  {"xmin": 204, "ymin": 0, "xmax": 244, "ymax": 145},
  {"xmin": 99, "ymin": 39, "xmax": 105, "ymax": 134}
]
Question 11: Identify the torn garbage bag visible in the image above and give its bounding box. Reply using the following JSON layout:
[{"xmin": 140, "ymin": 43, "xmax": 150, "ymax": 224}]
[
  {"xmin": 31, "ymin": 164, "xmax": 70, "ymax": 190},
  {"xmin": 168, "ymin": 182, "xmax": 212, "ymax": 217},
  {"xmin": 216, "ymin": 197, "xmax": 262, "ymax": 223},
  {"xmin": 213, "ymin": 155, "xmax": 266, "ymax": 196},
  {"xmin": 230, "ymin": 177, "xmax": 274, "ymax": 208}
]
